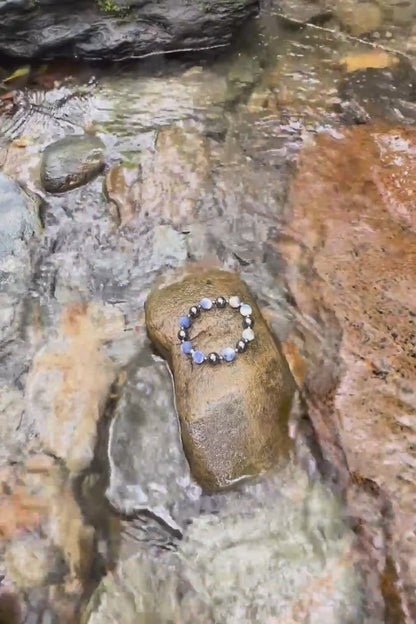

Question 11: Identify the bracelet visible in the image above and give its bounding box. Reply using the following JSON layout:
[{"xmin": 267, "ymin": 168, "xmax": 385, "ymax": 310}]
[{"xmin": 178, "ymin": 295, "xmax": 255, "ymax": 365}]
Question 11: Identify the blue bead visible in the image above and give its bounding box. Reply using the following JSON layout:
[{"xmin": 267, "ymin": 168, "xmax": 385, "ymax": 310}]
[
  {"xmin": 200, "ymin": 297, "xmax": 213, "ymax": 310},
  {"xmin": 180, "ymin": 316, "xmax": 191, "ymax": 329},
  {"xmin": 192, "ymin": 350, "xmax": 205, "ymax": 364},
  {"xmin": 181, "ymin": 341, "xmax": 193, "ymax": 354},
  {"xmin": 222, "ymin": 347, "xmax": 236, "ymax": 362}
]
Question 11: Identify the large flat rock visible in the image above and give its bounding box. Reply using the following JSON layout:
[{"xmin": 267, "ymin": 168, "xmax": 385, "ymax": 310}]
[
  {"xmin": 0, "ymin": 0, "xmax": 258, "ymax": 61},
  {"xmin": 281, "ymin": 124, "xmax": 416, "ymax": 621}
]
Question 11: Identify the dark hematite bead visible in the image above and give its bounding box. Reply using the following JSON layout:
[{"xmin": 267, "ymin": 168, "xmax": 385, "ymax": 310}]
[
  {"xmin": 243, "ymin": 316, "xmax": 254, "ymax": 329},
  {"xmin": 236, "ymin": 339, "xmax": 247, "ymax": 353},
  {"xmin": 215, "ymin": 296, "xmax": 227, "ymax": 308},
  {"xmin": 207, "ymin": 352, "xmax": 221, "ymax": 365},
  {"xmin": 178, "ymin": 328, "xmax": 188, "ymax": 341},
  {"xmin": 189, "ymin": 305, "xmax": 200, "ymax": 318}
]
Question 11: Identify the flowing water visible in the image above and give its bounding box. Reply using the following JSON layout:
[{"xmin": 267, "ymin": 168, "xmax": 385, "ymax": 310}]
[{"xmin": 1, "ymin": 4, "xmax": 415, "ymax": 623}]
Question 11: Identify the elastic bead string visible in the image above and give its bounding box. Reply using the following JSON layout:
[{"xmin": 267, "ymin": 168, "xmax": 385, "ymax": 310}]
[{"xmin": 178, "ymin": 296, "xmax": 255, "ymax": 365}]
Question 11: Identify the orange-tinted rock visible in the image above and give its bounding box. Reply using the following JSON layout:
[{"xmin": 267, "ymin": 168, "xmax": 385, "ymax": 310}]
[
  {"xmin": 281, "ymin": 124, "xmax": 416, "ymax": 621},
  {"xmin": 139, "ymin": 125, "xmax": 213, "ymax": 227},
  {"xmin": 26, "ymin": 303, "xmax": 123, "ymax": 473},
  {"xmin": 0, "ymin": 460, "xmax": 96, "ymax": 622},
  {"xmin": 104, "ymin": 165, "xmax": 140, "ymax": 226},
  {"xmin": 145, "ymin": 269, "xmax": 297, "ymax": 491}
]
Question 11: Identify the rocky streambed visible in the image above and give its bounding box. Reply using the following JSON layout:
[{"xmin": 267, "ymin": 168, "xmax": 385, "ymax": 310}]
[{"xmin": 1, "ymin": 2, "xmax": 416, "ymax": 623}]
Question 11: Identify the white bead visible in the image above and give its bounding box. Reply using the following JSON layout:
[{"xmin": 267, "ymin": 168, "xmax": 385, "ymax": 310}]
[
  {"xmin": 242, "ymin": 328, "xmax": 255, "ymax": 342},
  {"xmin": 229, "ymin": 296, "xmax": 241, "ymax": 309},
  {"xmin": 240, "ymin": 303, "xmax": 252, "ymax": 317}
]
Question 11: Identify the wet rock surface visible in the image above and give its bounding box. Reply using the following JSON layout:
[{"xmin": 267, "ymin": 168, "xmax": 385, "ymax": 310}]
[
  {"xmin": 1, "ymin": 2, "xmax": 416, "ymax": 622},
  {"xmin": 106, "ymin": 329, "xmax": 198, "ymax": 527},
  {"xmin": 26, "ymin": 303, "xmax": 123, "ymax": 473},
  {"xmin": 282, "ymin": 124, "xmax": 416, "ymax": 621},
  {"xmin": 41, "ymin": 134, "xmax": 106, "ymax": 194},
  {"xmin": 84, "ymin": 464, "xmax": 369, "ymax": 624},
  {"xmin": 0, "ymin": 0, "xmax": 259, "ymax": 61},
  {"xmin": 139, "ymin": 125, "xmax": 214, "ymax": 228},
  {"xmin": 274, "ymin": 0, "xmax": 416, "ymax": 35},
  {"xmin": 0, "ymin": 458, "xmax": 96, "ymax": 624},
  {"xmin": 146, "ymin": 269, "xmax": 297, "ymax": 491},
  {"xmin": 0, "ymin": 172, "xmax": 41, "ymax": 257},
  {"xmin": 339, "ymin": 58, "xmax": 416, "ymax": 125}
]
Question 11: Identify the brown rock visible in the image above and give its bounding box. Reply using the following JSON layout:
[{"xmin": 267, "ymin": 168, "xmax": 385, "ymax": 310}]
[
  {"xmin": 281, "ymin": 124, "xmax": 416, "ymax": 620},
  {"xmin": 104, "ymin": 165, "xmax": 140, "ymax": 226},
  {"xmin": 139, "ymin": 125, "xmax": 213, "ymax": 227},
  {"xmin": 5, "ymin": 539, "xmax": 53, "ymax": 588},
  {"xmin": 335, "ymin": 0, "xmax": 382, "ymax": 35},
  {"xmin": 26, "ymin": 303, "xmax": 123, "ymax": 473},
  {"xmin": 0, "ymin": 589, "xmax": 22, "ymax": 624},
  {"xmin": 1, "ymin": 460, "xmax": 96, "ymax": 622},
  {"xmin": 145, "ymin": 269, "xmax": 297, "ymax": 491}
]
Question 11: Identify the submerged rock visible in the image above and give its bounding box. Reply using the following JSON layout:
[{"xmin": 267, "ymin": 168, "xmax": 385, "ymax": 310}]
[
  {"xmin": 145, "ymin": 269, "xmax": 297, "ymax": 491},
  {"xmin": 83, "ymin": 464, "xmax": 368, "ymax": 624},
  {"xmin": 335, "ymin": 0, "xmax": 382, "ymax": 35},
  {"xmin": 41, "ymin": 134, "xmax": 105, "ymax": 194},
  {"xmin": 106, "ymin": 331, "xmax": 197, "ymax": 527},
  {"xmin": 339, "ymin": 58, "xmax": 416, "ymax": 125},
  {"xmin": 282, "ymin": 124, "xmax": 416, "ymax": 619},
  {"xmin": 0, "ymin": 172, "xmax": 41, "ymax": 257},
  {"xmin": 104, "ymin": 165, "xmax": 140, "ymax": 226},
  {"xmin": 0, "ymin": 459, "xmax": 96, "ymax": 623},
  {"xmin": 26, "ymin": 303, "xmax": 123, "ymax": 473},
  {"xmin": 0, "ymin": 0, "xmax": 259, "ymax": 62},
  {"xmin": 139, "ymin": 125, "xmax": 214, "ymax": 228}
]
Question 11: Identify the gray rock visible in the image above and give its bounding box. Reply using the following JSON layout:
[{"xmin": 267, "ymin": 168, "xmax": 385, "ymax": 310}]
[
  {"xmin": 339, "ymin": 59, "xmax": 416, "ymax": 125},
  {"xmin": 272, "ymin": 0, "xmax": 333, "ymax": 25},
  {"xmin": 41, "ymin": 135, "xmax": 106, "ymax": 194},
  {"xmin": 0, "ymin": 173, "xmax": 41, "ymax": 258},
  {"xmin": 83, "ymin": 464, "xmax": 368, "ymax": 624},
  {"xmin": 0, "ymin": 0, "xmax": 258, "ymax": 61},
  {"xmin": 106, "ymin": 336, "xmax": 199, "ymax": 532}
]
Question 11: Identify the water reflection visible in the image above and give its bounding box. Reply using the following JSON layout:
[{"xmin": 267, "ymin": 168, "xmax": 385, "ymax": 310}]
[{"xmin": 0, "ymin": 5, "xmax": 415, "ymax": 623}]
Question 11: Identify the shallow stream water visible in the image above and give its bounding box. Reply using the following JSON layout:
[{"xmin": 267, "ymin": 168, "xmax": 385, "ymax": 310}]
[{"xmin": 1, "ymin": 4, "xmax": 415, "ymax": 623}]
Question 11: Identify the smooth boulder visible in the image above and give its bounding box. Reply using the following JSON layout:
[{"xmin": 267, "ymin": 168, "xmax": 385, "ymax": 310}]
[
  {"xmin": 41, "ymin": 135, "xmax": 105, "ymax": 194},
  {"xmin": 0, "ymin": 0, "xmax": 258, "ymax": 61},
  {"xmin": 145, "ymin": 269, "xmax": 297, "ymax": 491}
]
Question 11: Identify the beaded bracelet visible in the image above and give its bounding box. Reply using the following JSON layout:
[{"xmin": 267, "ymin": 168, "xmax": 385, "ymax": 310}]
[{"xmin": 178, "ymin": 295, "xmax": 255, "ymax": 365}]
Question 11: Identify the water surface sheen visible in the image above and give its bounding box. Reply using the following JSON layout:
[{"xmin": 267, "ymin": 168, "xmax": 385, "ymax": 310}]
[{"xmin": 0, "ymin": 5, "xmax": 415, "ymax": 623}]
